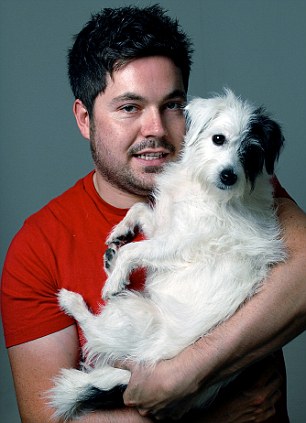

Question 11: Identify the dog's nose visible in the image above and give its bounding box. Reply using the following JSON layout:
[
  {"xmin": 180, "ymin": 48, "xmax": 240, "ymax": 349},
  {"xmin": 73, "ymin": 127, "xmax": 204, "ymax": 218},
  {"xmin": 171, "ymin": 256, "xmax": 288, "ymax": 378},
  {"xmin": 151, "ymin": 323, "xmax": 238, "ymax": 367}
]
[{"xmin": 220, "ymin": 168, "xmax": 238, "ymax": 186}]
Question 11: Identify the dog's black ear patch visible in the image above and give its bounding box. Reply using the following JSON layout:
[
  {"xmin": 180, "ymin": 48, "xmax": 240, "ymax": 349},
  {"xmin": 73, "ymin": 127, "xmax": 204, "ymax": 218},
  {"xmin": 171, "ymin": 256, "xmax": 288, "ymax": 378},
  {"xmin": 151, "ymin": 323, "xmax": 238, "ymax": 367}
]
[
  {"xmin": 249, "ymin": 108, "xmax": 284, "ymax": 175},
  {"xmin": 239, "ymin": 108, "xmax": 284, "ymax": 189},
  {"xmin": 239, "ymin": 141, "xmax": 265, "ymax": 190}
]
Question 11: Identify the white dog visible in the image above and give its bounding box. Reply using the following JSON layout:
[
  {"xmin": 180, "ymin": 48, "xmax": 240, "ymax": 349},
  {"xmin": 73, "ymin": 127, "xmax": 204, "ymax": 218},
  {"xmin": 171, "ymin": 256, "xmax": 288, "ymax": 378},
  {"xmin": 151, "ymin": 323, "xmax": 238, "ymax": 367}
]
[{"xmin": 49, "ymin": 90, "xmax": 286, "ymax": 420}]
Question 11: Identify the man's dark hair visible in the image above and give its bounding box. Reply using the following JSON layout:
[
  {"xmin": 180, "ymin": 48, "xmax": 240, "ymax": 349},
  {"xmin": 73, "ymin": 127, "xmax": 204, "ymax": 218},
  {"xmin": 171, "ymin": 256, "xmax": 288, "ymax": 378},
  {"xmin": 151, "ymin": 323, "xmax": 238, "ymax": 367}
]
[{"xmin": 68, "ymin": 4, "xmax": 193, "ymax": 116}]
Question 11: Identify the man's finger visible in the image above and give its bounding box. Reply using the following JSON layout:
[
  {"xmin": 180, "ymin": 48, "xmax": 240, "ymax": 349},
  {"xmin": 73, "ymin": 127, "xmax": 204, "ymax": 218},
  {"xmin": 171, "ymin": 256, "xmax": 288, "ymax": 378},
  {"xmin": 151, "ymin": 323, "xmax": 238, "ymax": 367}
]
[{"xmin": 113, "ymin": 359, "xmax": 135, "ymax": 370}]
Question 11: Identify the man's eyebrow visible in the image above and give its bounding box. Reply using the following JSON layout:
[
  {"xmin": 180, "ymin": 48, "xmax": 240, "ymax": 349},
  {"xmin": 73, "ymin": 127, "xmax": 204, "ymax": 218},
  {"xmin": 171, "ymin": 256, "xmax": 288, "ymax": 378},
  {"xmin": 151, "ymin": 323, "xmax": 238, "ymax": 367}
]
[
  {"xmin": 164, "ymin": 89, "xmax": 187, "ymax": 101},
  {"xmin": 111, "ymin": 90, "xmax": 187, "ymax": 105},
  {"xmin": 111, "ymin": 93, "xmax": 144, "ymax": 104}
]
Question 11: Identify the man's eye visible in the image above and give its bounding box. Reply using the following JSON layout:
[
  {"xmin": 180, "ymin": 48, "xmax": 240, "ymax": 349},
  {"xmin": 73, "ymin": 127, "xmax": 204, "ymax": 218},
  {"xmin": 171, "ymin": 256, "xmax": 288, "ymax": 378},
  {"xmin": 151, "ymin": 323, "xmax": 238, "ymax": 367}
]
[
  {"xmin": 120, "ymin": 105, "xmax": 138, "ymax": 113},
  {"xmin": 166, "ymin": 102, "xmax": 185, "ymax": 110}
]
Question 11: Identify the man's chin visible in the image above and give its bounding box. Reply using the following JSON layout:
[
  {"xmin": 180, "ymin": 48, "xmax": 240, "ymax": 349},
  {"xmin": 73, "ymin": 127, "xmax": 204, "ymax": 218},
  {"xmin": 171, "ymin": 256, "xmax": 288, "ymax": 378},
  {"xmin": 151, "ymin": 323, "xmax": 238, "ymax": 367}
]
[{"xmin": 143, "ymin": 165, "xmax": 164, "ymax": 174}]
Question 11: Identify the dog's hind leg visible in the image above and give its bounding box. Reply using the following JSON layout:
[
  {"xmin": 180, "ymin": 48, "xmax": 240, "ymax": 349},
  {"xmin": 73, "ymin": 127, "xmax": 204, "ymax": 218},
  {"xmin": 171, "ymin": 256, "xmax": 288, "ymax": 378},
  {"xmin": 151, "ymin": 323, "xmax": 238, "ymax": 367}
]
[
  {"xmin": 57, "ymin": 289, "xmax": 108, "ymax": 349},
  {"xmin": 58, "ymin": 289, "xmax": 121, "ymax": 355},
  {"xmin": 58, "ymin": 289, "xmax": 161, "ymax": 362},
  {"xmin": 58, "ymin": 288, "xmax": 93, "ymax": 326}
]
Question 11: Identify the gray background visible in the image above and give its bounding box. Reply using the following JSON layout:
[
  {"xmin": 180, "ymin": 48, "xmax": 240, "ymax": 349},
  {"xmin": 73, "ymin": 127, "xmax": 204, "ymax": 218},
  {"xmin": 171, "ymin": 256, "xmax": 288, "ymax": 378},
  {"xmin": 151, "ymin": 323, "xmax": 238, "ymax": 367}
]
[{"xmin": 1, "ymin": 0, "xmax": 305, "ymax": 421}]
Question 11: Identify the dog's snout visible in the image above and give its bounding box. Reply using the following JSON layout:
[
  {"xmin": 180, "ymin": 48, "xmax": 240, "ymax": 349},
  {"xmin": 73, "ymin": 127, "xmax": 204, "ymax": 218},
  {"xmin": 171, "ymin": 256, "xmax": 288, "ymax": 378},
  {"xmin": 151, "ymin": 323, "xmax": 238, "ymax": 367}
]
[{"xmin": 220, "ymin": 168, "xmax": 238, "ymax": 186}]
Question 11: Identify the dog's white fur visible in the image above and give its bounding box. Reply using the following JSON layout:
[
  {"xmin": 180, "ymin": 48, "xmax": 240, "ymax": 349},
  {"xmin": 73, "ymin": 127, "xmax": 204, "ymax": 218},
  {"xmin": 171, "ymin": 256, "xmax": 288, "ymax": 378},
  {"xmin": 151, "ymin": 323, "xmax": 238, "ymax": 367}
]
[{"xmin": 49, "ymin": 90, "xmax": 286, "ymax": 420}]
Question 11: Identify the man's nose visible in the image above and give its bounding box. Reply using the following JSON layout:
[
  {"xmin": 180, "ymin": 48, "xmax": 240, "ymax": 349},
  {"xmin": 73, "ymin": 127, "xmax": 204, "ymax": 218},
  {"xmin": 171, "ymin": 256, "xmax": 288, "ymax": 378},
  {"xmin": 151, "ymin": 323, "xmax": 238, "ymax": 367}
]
[{"xmin": 141, "ymin": 108, "xmax": 167, "ymax": 138}]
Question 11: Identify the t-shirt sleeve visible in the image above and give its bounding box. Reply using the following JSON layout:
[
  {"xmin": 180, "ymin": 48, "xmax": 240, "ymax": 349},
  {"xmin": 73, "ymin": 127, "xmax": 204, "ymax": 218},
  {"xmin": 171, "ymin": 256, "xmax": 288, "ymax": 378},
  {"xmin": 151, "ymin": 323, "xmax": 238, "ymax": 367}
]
[{"xmin": 1, "ymin": 220, "xmax": 74, "ymax": 348}]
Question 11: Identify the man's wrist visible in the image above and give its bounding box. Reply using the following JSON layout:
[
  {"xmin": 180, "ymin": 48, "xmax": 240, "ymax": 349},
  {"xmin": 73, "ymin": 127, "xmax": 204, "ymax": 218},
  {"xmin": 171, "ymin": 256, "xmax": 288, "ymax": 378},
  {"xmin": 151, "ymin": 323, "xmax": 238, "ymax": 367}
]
[{"xmin": 178, "ymin": 320, "xmax": 244, "ymax": 389}]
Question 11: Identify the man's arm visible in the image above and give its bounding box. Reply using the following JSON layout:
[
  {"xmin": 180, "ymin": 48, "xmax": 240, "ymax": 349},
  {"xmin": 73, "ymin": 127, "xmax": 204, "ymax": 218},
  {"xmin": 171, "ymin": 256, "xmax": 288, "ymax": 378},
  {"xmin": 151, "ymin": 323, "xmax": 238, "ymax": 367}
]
[
  {"xmin": 121, "ymin": 198, "xmax": 306, "ymax": 415},
  {"xmin": 9, "ymin": 326, "xmax": 283, "ymax": 423},
  {"xmin": 8, "ymin": 325, "xmax": 153, "ymax": 423}
]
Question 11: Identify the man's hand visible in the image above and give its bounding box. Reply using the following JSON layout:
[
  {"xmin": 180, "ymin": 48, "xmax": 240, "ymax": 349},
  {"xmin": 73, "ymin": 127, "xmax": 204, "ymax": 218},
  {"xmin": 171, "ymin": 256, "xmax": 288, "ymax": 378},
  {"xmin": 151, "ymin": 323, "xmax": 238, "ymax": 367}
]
[
  {"xmin": 118, "ymin": 348, "xmax": 201, "ymax": 417},
  {"xmin": 117, "ymin": 355, "xmax": 284, "ymax": 422}
]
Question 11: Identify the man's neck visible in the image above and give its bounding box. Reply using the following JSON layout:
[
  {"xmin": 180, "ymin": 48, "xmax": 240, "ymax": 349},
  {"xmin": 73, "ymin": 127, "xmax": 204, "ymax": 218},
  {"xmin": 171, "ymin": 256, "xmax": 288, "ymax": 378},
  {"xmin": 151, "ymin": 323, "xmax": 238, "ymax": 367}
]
[{"xmin": 93, "ymin": 171, "xmax": 148, "ymax": 209}]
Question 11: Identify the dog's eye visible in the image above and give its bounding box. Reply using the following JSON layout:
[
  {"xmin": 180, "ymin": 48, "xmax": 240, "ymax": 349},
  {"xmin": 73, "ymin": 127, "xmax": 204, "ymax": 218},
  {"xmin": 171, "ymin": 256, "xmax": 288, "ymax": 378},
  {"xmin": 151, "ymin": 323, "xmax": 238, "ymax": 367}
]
[{"xmin": 212, "ymin": 134, "xmax": 226, "ymax": 145}]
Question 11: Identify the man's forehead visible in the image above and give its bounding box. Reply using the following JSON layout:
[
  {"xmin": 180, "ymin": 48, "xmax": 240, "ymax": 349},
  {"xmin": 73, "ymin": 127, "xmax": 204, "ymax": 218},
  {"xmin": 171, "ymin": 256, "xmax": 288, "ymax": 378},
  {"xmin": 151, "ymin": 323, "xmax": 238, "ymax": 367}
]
[{"xmin": 107, "ymin": 56, "xmax": 184, "ymax": 85}]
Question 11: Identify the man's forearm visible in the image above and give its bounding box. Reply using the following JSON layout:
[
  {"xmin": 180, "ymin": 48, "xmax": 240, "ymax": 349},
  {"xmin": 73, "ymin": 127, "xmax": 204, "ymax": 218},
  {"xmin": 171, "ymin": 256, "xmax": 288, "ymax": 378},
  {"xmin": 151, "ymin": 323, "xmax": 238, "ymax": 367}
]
[
  {"xmin": 65, "ymin": 407, "xmax": 153, "ymax": 423},
  {"xmin": 190, "ymin": 259, "xmax": 306, "ymax": 386}
]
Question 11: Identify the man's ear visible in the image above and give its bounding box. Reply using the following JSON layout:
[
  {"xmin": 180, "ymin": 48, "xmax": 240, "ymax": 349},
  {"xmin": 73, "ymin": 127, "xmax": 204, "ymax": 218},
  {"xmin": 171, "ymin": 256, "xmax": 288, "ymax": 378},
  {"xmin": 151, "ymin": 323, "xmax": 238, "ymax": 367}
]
[{"xmin": 73, "ymin": 99, "xmax": 90, "ymax": 140}]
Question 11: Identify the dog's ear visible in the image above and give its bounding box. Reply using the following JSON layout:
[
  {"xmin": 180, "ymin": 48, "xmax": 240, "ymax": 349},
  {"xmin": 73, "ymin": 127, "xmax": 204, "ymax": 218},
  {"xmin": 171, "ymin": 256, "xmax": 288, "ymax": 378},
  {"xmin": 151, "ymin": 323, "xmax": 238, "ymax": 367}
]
[
  {"xmin": 251, "ymin": 108, "xmax": 285, "ymax": 175},
  {"xmin": 184, "ymin": 98, "xmax": 218, "ymax": 147}
]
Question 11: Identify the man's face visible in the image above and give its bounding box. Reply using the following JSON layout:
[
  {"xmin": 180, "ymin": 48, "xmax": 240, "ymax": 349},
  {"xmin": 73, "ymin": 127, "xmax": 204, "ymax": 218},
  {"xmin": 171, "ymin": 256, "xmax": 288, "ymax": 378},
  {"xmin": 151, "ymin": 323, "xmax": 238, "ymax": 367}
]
[{"xmin": 89, "ymin": 56, "xmax": 186, "ymax": 199}]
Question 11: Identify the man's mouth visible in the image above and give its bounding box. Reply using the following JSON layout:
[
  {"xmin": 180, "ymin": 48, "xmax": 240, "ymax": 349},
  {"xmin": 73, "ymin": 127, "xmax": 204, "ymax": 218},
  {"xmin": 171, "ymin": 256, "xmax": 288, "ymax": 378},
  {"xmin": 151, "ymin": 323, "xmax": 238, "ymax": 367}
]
[
  {"xmin": 129, "ymin": 139, "xmax": 175, "ymax": 158},
  {"xmin": 129, "ymin": 139, "xmax": 175, "ymax": 168},
  {"xmin": 135, "ymin": 152, "xmax": 168, "ymax": 161}
]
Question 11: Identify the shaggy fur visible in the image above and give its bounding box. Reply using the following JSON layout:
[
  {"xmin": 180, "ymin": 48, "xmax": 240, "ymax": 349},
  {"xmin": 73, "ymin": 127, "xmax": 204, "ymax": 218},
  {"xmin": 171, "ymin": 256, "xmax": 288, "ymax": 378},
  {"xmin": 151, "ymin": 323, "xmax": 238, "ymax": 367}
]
[{"xmin": 48, "ymin": 90, "xmax": 286, "ymax": 420}]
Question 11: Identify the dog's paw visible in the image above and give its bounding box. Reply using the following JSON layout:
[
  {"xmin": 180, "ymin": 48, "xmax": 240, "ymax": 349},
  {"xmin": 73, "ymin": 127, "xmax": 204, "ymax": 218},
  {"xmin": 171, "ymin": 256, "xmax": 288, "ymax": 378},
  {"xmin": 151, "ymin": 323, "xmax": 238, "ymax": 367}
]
[
  {"xmin": 104, "ymin": 229, "xmax": 137, "ymax": 275},
  {"xmin": 106, "ymin": 228, "xmax": 136, "ymax": 249},
  {"xmin": 58, "ymin": 289, "xmax": 85, "ymax": 316},
  {"xmin": 103, "ymin": 244, "xmax": 119, "ymax": 276}
]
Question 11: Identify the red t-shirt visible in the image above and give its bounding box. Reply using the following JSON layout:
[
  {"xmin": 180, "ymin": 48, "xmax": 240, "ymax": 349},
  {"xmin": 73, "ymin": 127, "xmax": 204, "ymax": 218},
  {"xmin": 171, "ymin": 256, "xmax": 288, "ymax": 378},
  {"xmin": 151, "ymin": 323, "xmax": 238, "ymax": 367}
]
[
  {"xmin": 0, "ymin": 172, "xmax": 290, "ymax": 346},
  {"xmin": 0, "ymin": 171, "xmax": 290, "ymax": 420},
  {"xmin": 1, "ymin": 171, "xmax": 145, "ymax": 347}
]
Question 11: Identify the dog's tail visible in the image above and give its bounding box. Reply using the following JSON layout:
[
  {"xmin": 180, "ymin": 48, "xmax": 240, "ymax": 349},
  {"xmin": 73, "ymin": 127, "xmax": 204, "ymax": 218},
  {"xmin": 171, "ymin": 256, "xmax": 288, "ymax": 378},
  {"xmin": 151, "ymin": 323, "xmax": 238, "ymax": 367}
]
[{"xmin": 47, "ymin": 366, "xmax": 130, "ymax": 421}]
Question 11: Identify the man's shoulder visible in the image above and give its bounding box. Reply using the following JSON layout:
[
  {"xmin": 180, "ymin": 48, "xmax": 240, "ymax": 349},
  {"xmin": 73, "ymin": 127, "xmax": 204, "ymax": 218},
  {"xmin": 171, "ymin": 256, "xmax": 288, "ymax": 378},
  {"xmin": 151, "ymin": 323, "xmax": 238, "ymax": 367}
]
[{"xmin": 25, "ymin": 172, "xmax": 94, "ymax": 227}]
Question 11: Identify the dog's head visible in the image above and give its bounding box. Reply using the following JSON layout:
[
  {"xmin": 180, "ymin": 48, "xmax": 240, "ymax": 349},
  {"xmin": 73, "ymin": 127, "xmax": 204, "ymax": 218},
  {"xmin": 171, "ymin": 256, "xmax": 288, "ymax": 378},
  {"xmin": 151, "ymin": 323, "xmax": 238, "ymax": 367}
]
[{"xmin": 183, "ymin": 90, "xmax": 284, "ymax": 198}]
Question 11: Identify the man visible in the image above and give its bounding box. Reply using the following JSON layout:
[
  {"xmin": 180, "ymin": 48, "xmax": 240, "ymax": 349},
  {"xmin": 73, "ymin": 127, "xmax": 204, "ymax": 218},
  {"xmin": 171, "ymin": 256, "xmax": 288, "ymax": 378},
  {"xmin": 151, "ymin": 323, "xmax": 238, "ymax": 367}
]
[{"xmin": 1, "ymin": 5, "xmax": 305, "ymax": 422}]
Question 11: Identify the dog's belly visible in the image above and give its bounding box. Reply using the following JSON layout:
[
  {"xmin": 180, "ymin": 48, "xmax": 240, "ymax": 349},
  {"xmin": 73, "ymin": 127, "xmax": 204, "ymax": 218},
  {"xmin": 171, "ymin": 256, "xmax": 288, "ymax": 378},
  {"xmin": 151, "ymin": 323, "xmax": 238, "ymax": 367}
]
[{"xmin": 146, "ymin": 256, "xmax": 266, "ymax": 340}]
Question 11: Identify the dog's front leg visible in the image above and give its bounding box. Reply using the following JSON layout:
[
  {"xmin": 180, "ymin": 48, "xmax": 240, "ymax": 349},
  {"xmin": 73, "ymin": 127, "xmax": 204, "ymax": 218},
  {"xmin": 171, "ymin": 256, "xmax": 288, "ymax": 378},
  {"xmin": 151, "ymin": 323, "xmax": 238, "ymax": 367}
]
[
  {"xmin": 104, "ymin": 202, "xmax": 154, "ymax": 276},
  {"xmin": 102, "ymin": 238, "xmax": 170, "ymax": 300},
  {"xmin": 102, "ymin": 240, "xmax": 153, "ymax": 300},
  {"xmin": 102, "ymin": 241, "xmax": 144, "ymax": 299}
]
